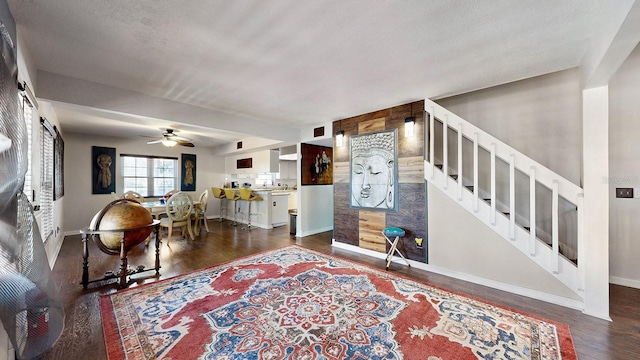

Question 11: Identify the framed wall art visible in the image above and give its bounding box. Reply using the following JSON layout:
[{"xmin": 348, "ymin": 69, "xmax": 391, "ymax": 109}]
[
  {"xmin": 92, "ymin": 146, "xmax": 116, "ymax": 194},
  {"xmin": 349, "ymin": 129, "xmax": 398, "ymax": 211},
  {"xmin": 301, "ymin": 143, "xmax": 333, "ymax": 185},
  {"xmin": 181, "ymin": 153, "xmax": 196, "ymax": 191}
]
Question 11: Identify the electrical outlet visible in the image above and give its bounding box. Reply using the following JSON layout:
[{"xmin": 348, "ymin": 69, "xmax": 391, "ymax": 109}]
[{"xmin": 616, "ymin": 188, "xmax": 634, "ymax": 198}]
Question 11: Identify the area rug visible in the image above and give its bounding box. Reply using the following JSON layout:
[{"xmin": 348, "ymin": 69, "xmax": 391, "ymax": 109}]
[{"xmin": 100, "ymin": 245, "xmax": 577, "ymax": 359}]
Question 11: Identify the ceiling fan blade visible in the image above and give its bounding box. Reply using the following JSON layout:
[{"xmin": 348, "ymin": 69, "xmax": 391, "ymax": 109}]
[
  {"xmin": 147, "ymin": 139, "xmax": 162, "ymax": 144},
  {"xmin": 172, "ymin": 135, "xmax": 194, "ymax": 142},
  {"xmin": 177, "ymin": 141, "xmax": 195, "ymax": 147}
]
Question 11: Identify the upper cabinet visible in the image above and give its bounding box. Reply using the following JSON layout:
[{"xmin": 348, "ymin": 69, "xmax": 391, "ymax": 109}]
[
  {"xmin": 277, "ymin": 160, "xmax": 297, "ymax": 179},
  {"xmin": 225, "ymin": 150, "xmax": 279, "ymax": 175}
]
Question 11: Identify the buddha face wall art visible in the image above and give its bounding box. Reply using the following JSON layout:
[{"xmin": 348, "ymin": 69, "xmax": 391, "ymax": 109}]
[{"xmin": 349, "ymin": 129, "xmax": 398, "ymax": 212}]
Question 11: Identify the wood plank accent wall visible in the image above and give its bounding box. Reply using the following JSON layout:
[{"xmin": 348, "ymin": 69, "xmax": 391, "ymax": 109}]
[{"xmin": 333, "ymin": 100, "xmax": 428, "ymax": 263}]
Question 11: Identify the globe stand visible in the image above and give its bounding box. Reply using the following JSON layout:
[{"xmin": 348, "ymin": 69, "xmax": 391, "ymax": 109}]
[{"xmin": 79, "ymin": 220, "xmax": 161, "ymax": 289}]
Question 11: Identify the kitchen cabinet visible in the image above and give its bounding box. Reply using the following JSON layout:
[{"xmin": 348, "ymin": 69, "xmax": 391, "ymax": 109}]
[
  {"xmin": 288, "ymin": 191, "xmax": 297, "ymax": 210},
  {"xmin": 277, "ymin": 160, "xmax": 297, "ymax": 179},
  {"xmin": 271, "ymin": 194, "xmax": 289, "ymax": 227}
]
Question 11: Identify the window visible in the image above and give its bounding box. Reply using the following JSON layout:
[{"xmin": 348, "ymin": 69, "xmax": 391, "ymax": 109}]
[
  {"xmin": 255, "ymin": 173, "xmax": 274, "ymax": 187},
  {"xmin": 40, "ymin": 118, "xmax": 54, "ymax": 242},
  {"xmin": 21, "ymin": 94, "xmax": 34, "ymax": 202},
  {"xmin": 121, "ymin": 155, "xmax": 178, "ymax": 197}
]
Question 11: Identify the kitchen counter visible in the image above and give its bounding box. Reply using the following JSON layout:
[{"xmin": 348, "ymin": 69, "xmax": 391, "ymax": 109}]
[{"xmin": 220, "ymin": 188, "xmax": 295, "ymax": 229}]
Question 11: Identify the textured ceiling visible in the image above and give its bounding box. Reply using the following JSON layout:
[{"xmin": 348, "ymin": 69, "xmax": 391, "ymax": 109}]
[{"xmin": 7, "ymin": 0, "xmax": 607, "ymax": 148}]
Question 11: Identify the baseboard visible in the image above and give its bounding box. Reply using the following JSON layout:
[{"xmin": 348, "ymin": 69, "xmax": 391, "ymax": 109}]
[
  {"xmin": 49, "ymin": 236, "xmax": 64, "ymax": 270},
  {"xmin": 299, "ymin": 226, "xmax": 333, "ymax": 237},
  {"xmin": 610, "ymin": 276, "xmax": 640, "ymax": 289},
  {"xmin": 64, "ymin": 230, "xmax": 81, "ymax": 236},
  {"xmin": 331, "ymin": 240, "xmax": 585, "ymax": 312}
]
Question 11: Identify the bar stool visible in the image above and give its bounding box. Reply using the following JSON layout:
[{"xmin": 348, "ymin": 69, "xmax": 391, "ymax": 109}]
[
  {"xmin": 382, "ymin": 227, "xmax": 411, "ymax": 270},
  {"xmin": 211, "ymin": 187, "xmax": 226, "ymax": 222},
  {"xmin": 223, "ymin": 189, "xmax": 241, "ymax": 226},
  {"xmin": 239, "ymin": 188, "xmax": 263, "ymax": 231}
]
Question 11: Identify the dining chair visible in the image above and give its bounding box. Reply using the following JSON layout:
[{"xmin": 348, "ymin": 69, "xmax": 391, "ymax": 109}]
[
  {"xmin": 156, "ymin": 189, "xmax": 179, "ymax": 218},
  {"xmin": 159, "ymin": 191, "xmax": 194, "ymax": 244},
  {"xmin": 163, "ymin": 189, "xmax": 179, "ymax": 200},
  {"xmin": 192, "ymin": 189, "xmax": 209, "ymax": 234},
  {"xmin": 122, "ymin": 190, "xmax": 144, "ymax": 203}
]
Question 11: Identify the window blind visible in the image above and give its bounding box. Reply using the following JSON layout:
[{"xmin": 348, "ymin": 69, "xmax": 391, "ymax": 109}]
[
  {"xmin": 40, "ymin": 117, "xmax": 54, "ymax": 242},
  {"xmin": 21, "ymin": 94, "xmax": 34, "ymax": 202}
]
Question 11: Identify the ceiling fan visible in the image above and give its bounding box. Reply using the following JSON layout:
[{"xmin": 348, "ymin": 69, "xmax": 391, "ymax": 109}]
[{"xmin": 146, "ymin": 129, "xmax": 195, "ymax": 147}]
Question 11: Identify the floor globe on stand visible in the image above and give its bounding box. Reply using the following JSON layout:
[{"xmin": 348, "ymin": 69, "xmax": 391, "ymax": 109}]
[{"xmin": 89, "ymin": 198, "xmax": 154, "ymax": 255}]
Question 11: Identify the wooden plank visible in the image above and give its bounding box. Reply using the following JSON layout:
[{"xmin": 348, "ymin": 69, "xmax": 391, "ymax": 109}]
[
  {"xmin": 333, "ymin": 161, "xmax": 350, "ymax": 184},
  {"xmin": 358, "ymin": 117, "xmax": 386, "ymax": 134},
  {"xmin": 397, "ymin": 156, "xmax": 425, "ymax": 184},
  {"xmin": 386, "ymin": 183, "xmax": 427, "ymax": 262},
  {"xmin": 359, "ymin": 210, "xmax": 386, "ymax": 252},
  {"xmin": 334, "ymin": 183, "xmax": 359, "ymax": 246}
]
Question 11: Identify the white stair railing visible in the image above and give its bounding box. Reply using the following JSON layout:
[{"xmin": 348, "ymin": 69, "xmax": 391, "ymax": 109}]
[{"xmin": 424, "ymin": 99, "xmax": 584, "ymax": 297}]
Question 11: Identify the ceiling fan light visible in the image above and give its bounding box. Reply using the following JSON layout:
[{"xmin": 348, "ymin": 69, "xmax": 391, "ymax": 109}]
[{"xmin": 162, "ymin": 138, "xmax": 177, "ymax": 147}]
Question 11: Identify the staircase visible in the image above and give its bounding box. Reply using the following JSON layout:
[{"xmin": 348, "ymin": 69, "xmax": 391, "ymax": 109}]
[{"xmin": 424, "ymin": 99, "xmax": 584, "ymax": 298}]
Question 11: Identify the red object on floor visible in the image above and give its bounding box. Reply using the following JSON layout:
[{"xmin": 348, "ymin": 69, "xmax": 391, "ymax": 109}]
[{"xmin": 101, "ymin": 245, "xmax": 577, "ymax": 360}]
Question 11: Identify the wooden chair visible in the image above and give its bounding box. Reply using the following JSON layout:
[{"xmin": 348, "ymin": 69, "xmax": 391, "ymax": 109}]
[
  {"xmin": 160, "ymin": 192, "xmax": 194, "ymax": 244},
  {"xmin": 163, "ymin": 189, "xmax": 179, "ymax": 200},
  {"xmin": 122, "ymin": 190, "xmax": 144, "ymax": 203},
  {"xmin": 157, "ymin": 189, "xmax": 179, "ymax": 218},
  {"xmin": 192, "ymin": 189, "xmax": 209, "ymax": 234}
]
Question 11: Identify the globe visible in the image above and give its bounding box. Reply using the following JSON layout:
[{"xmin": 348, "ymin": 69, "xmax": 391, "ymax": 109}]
[{"xmin": 89, "ymin": 199, "xmax": 154, "ymax": 254}]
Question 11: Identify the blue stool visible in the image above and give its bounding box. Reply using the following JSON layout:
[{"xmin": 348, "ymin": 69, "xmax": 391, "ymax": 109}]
[{"xmin": 382, "ymin": 227, "xmax": 411, "ymax": 270}]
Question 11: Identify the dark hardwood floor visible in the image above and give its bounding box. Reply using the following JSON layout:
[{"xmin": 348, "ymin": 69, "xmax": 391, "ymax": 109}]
[{"xmin": 37, "ymin": 220, "xmax": 640, "ymax": 359}]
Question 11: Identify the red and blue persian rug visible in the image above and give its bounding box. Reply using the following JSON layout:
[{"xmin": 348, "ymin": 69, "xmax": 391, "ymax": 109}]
[{"xmin": 100, "ymin": 245, "xmax": 577, "ymax": 359}]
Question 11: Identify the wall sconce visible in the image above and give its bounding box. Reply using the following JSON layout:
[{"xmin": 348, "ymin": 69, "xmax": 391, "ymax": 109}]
[
  {"xmin": 336, "ymin": 121, "xmax": 345, "ymax": 147},
  {"xmin": 405, "ymin": 102, "xmax": 415, "ymax": 137},
  {"xmin": 404, "ymin": 117, "xmax": 415, "ymax": 137}
]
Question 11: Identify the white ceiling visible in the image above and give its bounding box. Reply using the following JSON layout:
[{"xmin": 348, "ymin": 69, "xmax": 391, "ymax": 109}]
[{"xmin": 7, "ymin": 0, "xmax": 609, "ymax": 149}]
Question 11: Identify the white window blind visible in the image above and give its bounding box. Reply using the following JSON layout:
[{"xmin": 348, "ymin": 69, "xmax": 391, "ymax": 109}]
[
  {"xmin": 40, "ymin": 118, "xmax": 54, "ymax": 242},
  {"xmin": 121, "ymin": 155, "xmax": 178, "ymax": 197},
  {"xmin": 21, "ymin": 94, "xmax": 34, "ymax": 202}
]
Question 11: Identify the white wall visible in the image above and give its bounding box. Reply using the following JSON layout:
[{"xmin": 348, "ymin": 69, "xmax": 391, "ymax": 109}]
[
  {"xmin": 428, "ymin": 183, "xmax": 580, "ymax": 300},
  {"xmin": 298, "ymin": 184, "xmax": 334, "ymax": 237},
  {"xmin": 297, "ymin": 122, "xmax": 335, "ymax": 237},
  {"xmin": 62, "ymin": 133, "xmax": 225, "ymax": 233},
  {"xmin": 609, "ymin": 43, "xmax": 640, "ymax": 288},
  {"xmin": 436, "ymin": 68, "xmax": 583, "ymax": 186}
]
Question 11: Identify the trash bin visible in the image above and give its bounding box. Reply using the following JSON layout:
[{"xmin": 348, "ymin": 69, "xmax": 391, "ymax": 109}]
[{"xmin": 289, "ymin": 212, "xmax": 297, "ymax": 235}]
